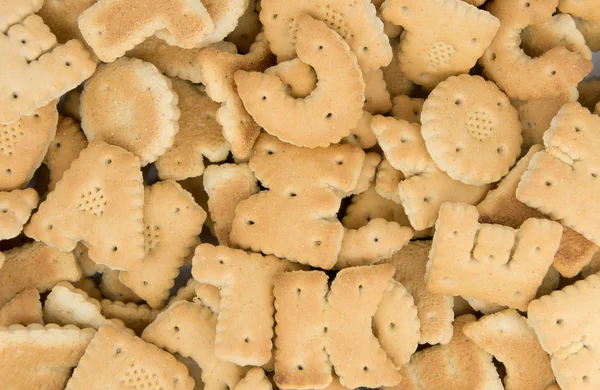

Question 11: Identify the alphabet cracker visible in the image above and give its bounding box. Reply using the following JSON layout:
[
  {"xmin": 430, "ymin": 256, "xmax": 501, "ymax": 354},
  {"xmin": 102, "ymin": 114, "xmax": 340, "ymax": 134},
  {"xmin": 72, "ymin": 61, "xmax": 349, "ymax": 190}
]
[
  {"xmin": 0, "ymin": 102, "xmax": 58, "ymax": 191},
  {"xmin": 25, "ymin": 141, "xmax": 146, "ymax": 271},
  {"xmin": 273, "ymin": 264, "xmax": 401, "ymax": 389},
  {"xmin": 426, "ymin": 202, "xmax": 562, "ymax": 311},
  {"xmin": 235, "ymin": 16, "xmax": 365, "ymax": 148},
  {"xmin": 142, "ymin": 301, "xmax": 248, "ymax": 390},
  {"xmin": 0, "ymin": 2, "xmax": 97, "ymax": 124},
  {"xmin": 80, "ymin": 57, "xmax": 180, "ymax": 167},
  {"xmin": 155, "ymin": 78, "xmax": 229, "ymax": 181},
  {"xmin": 193, "ymin": 244, "xmax": 301, "ymax": 366},
  {"xmin": 78, "ymin": 0, "xmax": 214, "ymax": 62},
  {"xmin": 120, "ymin": 180, "xmax": 206, "ymax": 309}
]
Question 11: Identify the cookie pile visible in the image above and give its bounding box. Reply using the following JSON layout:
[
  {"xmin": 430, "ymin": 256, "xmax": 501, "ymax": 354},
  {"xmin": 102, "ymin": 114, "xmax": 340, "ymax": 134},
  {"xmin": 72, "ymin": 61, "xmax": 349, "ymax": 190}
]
[{"xmin": 0, "ymin": 0, "xmax": 599, "ymax": 389}]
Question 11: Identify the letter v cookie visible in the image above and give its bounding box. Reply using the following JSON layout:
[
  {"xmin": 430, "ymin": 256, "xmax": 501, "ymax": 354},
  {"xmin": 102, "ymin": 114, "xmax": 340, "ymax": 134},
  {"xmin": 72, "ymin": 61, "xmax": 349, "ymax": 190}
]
[
  {"xmin": 78, "ymin": 0, "xmax": 214, "ymax": 62},
  {"xmin": 25, "ymin": 141, "xmax": 146, "ymax": 272},
  {"xmin": 0, "ymin": 0, "xmax": 97, "ymax": 124},
  {"xmin": 192, "ymin": 244, "xmax": 302, "ymax": 366},
  {"xmin": 120, "ymin": 180, "xmax": 206, "ymax": 309}
]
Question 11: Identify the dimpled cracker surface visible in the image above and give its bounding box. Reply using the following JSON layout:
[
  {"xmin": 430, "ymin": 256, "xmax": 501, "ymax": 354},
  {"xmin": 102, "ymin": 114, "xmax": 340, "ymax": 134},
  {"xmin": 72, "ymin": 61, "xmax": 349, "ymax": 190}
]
[
  {"xmin": 421, "ymin": 74, "xmax": 522, "ymax": 185},
  {"xmin": 25, "ymin": 141, "xmax": 145, "ymax": 272},
  {"xmin": 426, "ymin": 203, "xmax": 562, "ymax": 311},
  {"xmin": 0, "ymin": 188, "xmax": 38, "ymax": 240},
  {"xmin": 78, "ymin": 0, "xmax": 214, "ymax": 62},
  {"xmin": 142, "ymin": 301, "xmax": 248, "ymax": 390},
  {"xmin": 481, "ymin": 0, "xmax": 593, "ymax": 100},
  {"xmin": 528, "ymin": 274, "xmax": 600, "ymax": 390},
  {"xmin": 273, "ymin": 265, "xmax": 401, "ymax": 389},
  {"xmin": 196, "ymin": 33, "xmax": 274, "ymax": 159},
  {"xmin": 0, "ymin": 102, "xmax": 57, "ymax": 191},
  {"xmin": 0, "ymin": 324, "xmax": 95, "ymax": 389},
  {"xmin": 192, "ymin": 244, "xmax": 300, "ymax": 366},
  {"xmin": 120, "ymin": 181, "xmax": 206, "ymax": 309},
  {"xmin": 230, "ymin": 134, "xmax": 364, "ymax": 269},
  {"xmin": 235, "ymin": 16, "xmax": 365, "ymax": 148},
  {"xmin": 381, "ymin": 0, "xmax": 500, "ymax": 89},
  {"xmin": 43, "ymin": 116, "xmax": 88, "ymax": 191},
  {"xmin": 0, "ymin": 242, "xmax": 81, "ymax": 308},
  {"xmin": 381, "ymin": 241, "xmax": 454, "ymax": 345},
  {"xmin": 0, "ymin": 7, "xmax": 97, "ymax": 124},
  {"xmin": 155, "ymin": 78, "xmax": 229, "ymax": 181},
  {"xmin": 463, "ymin": 309, "xmax": 556, "ymax": 390},
  {"xmin": 259, "ymin": 0, "xmax": 391, "ymax": 71},
  {"xmin": 478, "ymin": 144, "xmax": 599, "ymax": 278},
  {"xmin": 517, "ymin": 102, "xmax": 600, "ymax": 246},
  {"xmin": 372, "ymin": 115, "xmax": 490, "ymax": 230},
  {"xmin": 80, "ymin": 57, "xmax": 180, "ymax": 167},
  {"xmin": 385, "ymin": 315, "xmax": 503, "ymax": 390},
  {"xmin": 66, "ymin": 324, "xmax": 194, "ymax": 390}
]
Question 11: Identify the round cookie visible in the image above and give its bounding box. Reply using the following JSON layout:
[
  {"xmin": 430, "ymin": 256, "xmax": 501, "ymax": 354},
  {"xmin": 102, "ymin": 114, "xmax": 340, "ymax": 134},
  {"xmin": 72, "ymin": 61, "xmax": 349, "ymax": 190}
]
[
  {"xmin": 80, "ymin": 57, "xmax": 180, "ymax": 166},
  {"xmin": 421, "ymin": 75, "xmax": 521, "ymax": 185}
]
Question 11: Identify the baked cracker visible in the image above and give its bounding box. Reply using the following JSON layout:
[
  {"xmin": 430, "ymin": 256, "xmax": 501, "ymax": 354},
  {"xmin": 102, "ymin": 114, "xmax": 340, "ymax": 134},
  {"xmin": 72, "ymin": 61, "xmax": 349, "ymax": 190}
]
[
  {"xmin": 100, "ymin": 300, "xmax": 158, "ymax": 335},
  {"xmin": 477, "ymin": 144, "xmax": 598, "ymax": 278},
  {"xmin": 558, "ymin": 0, "xmax": 600, "ymax": 25},
  {"xmin": 387, "ymin": 315, "xmax": 504, "ymax": 390},
  {"xmin": 336, "ymin": 218, "xmax": 413, "ymax": 268},
  {"xmin": 0, "ymin": 323, "xmax": 95, "ymax": 389},
  {"xmin": 25, "ymin": 141, "xmax": 146, "ymax": 272},
  {"xmin": 142, "ymin": 301, "xmax": 248, "ymax": 390},
  {"xmin": 66, "ymin": 324, "xmax": 195, "ymax": 389},
  {"xmin": 156, "ymin": 78, "xmax": 229, "ymax": 181},
  {"xmin": 192, "ymin": 244, "xmax": 301, "ymax": 366},
  {"xmin": 166, "ymin": 278, "xmax": 200, "ymax": 309},
  {"xmin": 44, "ymin": 281, "xmax": 117, "ymax": 329},
  {"xmin": 80, "ymin": 57, "xmax": 180, "ymax": 167},
  {"xmin": 342, "ymin": 185, "xmax": 405, "ymax": 229},
  {"xmin": 372, "ymin": 115, "xmax": 490, "ymax": 230},
  {"xmin": 363, "ymin": 68, "xmax": 392, "ymax": 114},
  {"xmin": 120, "ymin": 180, "xmax": 206, "ymax": 309},
  {"xmin": 426, "ymin": 202, "xmax": 562, "ymax": 311},
  {"xmin": 43, "ymin": 115, "xmax": 88, "ymax": 191},
  {"xmin": 225, "ymin": 0, "xmax": 262, "ymax": 54},
  {"xmin": 421, "ymin": 74, "xmax": 522, "ymax": 185},
  {"xmin": 38, "ymin": 0, "xmax": 97, "ymax": 46},
  {"xmin": 0, "ymin": 102, "xmax": 57, "ymax": 191},
  {"xmin": 0, "ymin": 287, "xmax": 43, "ymax": 327},
  {"xmin": 74, "ymin": 242, "xmax": 106, "ymax": 277},
  {"xmin": 381, "ymin": 0, "xmax": 500, "ymax": 89},
  {"xmin": 60, "ymin": 87, "xmax": 82, "ymax": 121},
  {"xmin": 100, "ymin": 269, "xmax": 142, "ymax": 303},
  {"xmin": 235, "ymin": 16, "xmax": 365, "ymax": 148},
  {"xmin": 516, "ymin": 102, "xmax": 600, "ymax": 245},
  {"xmin": 0, "ymin": 242, "xmax": 80, "ymax": 308},
  {"xmin": 234, "ymin": 367, "xmax": 272, "ymax": 390},
  {"xmin": 343, "ymin": 111, "xmax": 378, "ymax": 149},
  {"xmin": 78, "ymin": 0, "xmax": 214, "ymax": 62},
  {"xmin": 528, "ymin": 274, "xmax": 600, "ymax": 389},
  {"xmin": 347, "ymin": 152, "xmax": 381, "ymax": 196},
  {"xmin": 463, "ymin": 309, "xmax": 556, "ymax": 390},
  {"xmin": 72, "ymin": 277, "xmax": 103, "ymax": 301},
  {"xmin": 196, "ymin": 32, "xmax": 274, "ymax": 159},
  {"xmin": 381, "ymin": 37, "xmax": 415, "ymax": 98},
  {"xmin": 230, "ymin": 134, "xmax": 364, "ymax": 269},
  {"xmin": 273, "ymin": 265, "xmax": 401, "ymax": 389},
  {"xmin": 391, "ymin": 95, "xmax": 424, "ymax": 124},
  {"xmin": 578, "ymin": 79, "xmax": 600, "ymax": 113},
  {"xmin": 381, "ymin": 241, "xmax": 455, "ymax": 345},
  {"xmin": 372, "ymin": 280, "xmax": 420, "ymax": 368},
  {"xmin": 0, "ymin": 7, "xmax": 97, "ymax": 124},
  {"xmin": 0, "ymin": 188, "xmax": 38, "ymax": 240},
  {"xmin": 195, "ymin": 284, "xmax": 221, "ymax": 314},
  {"xmin": 259, "ymin": 0, "xmax": 391, "ymax": 71},
  {"xmin": 481, "ymin": 0, "xmax": 593, "ymax": 100},
  {"xmin": 512, "ymin": 87, "xmax": 578, "ymax": 151},
  {"xmin": 203, "ymin": 163, "xmax": 259, "ymax": 246},
  {"xmin": 264, "ymin": 58, "xmax": 317, "ymax": 99}
]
